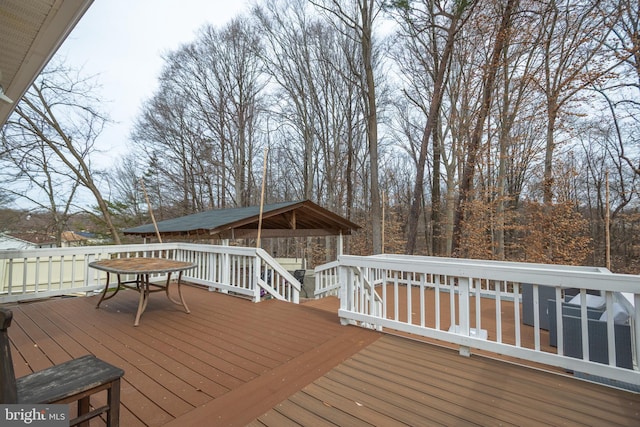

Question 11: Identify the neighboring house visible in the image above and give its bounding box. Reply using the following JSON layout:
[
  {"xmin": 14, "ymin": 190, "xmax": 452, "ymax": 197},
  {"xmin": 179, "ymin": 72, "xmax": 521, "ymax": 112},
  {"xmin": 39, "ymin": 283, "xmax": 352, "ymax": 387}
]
[
  {"xmin": 0, "ymin": 233, "xmax": 56, "ymax": 250},
  {"xmin": 0, "ymin": 232, "xmax": 90, "ymax": 249},
  {"xmin": 75, "ymin": 230, "xmax": 109, "ymax": 245},
  {"xmin": 60, "ymin": 231, "xmax": 88, "ymax": 247}
]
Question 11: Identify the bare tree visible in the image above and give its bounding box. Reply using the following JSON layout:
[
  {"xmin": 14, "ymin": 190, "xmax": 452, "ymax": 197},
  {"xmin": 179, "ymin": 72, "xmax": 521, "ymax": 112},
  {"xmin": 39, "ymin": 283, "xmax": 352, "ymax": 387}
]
[
  {"xmin": 392, "ymin": 0, "xmax": 475, "ymax": 255},
  {"xmin": 0, "ymin": 130, "xmax": 80, "ymax": 245},
  {"xmin": 254, "ymin": 0, "xmax": 368, "ymax": 216},
  {"xmin": 597, "ymin": 0, "xmax": 640, "ymax": 177},
  {"xmin": 108, "ymin": 152, "xmax": 147, "ymax": 226},
  {"xmin": 536, "ymin": 0, "xmax": 619, "ymax": 203},
  {"xmin": 132, "ymin": 17, "xmax": 266, "ymax": 210},
  {"xmin": 201, "ymin": 19, "xmax": 265, "ymax": 207},
  {"xmin": 253, "ymin": 0, "xmax": 319, "ymax": 201},
  {"xmin": 452, "ymin": 0, "xmax": 518, "ymax": 255},
  {"xmin": 491, "ymin": 6, "xmax": 544, "ymax": 259},
  {"xmin": 310, "ymin": 0, "xmax": 385, "ymax": 254},
  {"xmin": 2, "ymin": 64, "xmax": 121, "ymax": 244},
  {"xmin": 132, "ymin": 82, "xmax": 212, "ymax": 216}
]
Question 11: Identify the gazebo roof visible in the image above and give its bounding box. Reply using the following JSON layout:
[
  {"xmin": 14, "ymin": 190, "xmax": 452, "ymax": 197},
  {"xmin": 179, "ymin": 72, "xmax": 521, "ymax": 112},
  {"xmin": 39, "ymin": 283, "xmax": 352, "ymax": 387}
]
[{"xmin": 123, "ymin": 200, "xmax": 360, "ymax": 240}]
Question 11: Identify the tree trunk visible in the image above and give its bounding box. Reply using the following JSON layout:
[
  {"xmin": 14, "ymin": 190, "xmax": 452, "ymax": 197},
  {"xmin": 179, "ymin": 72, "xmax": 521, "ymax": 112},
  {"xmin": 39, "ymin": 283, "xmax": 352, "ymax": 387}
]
[
  {"xmin": 543, "ymin": 98, "xmax": 557, "ymax": 204},
  {"xmin": 16, "ymin": 90, "xmax": 122, "ymax": 245},
  {"xmin": 431, "ymin": 114, "xmax": 442, "ymax": 255},
  {"xmin": 361, "ymin": 0, "xmax": 382, "ymax": 254},
  {"xmin": 452, "ymin": 0, "xmax": 518, "ymax": 255},
  {"xmin": 405, "ymin": 15, "xmax": 461, "ymax": 255}
]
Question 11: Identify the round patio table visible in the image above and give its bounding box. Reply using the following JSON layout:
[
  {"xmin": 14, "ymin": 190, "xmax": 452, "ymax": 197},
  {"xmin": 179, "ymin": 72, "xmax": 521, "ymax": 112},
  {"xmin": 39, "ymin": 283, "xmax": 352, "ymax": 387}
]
[{"xmin": 89, "ymin": 257, "xmax": 197, "ymax": 326}]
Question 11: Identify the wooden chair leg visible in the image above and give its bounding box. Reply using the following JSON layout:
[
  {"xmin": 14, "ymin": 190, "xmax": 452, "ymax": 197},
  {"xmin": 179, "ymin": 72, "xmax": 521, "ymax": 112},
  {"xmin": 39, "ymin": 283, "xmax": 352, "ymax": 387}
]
[
  {"xmin": 107, "ymin": 378, "xmax": 121, "ymax": 427},
  {"xmin": 78, "ymin": 396, "xmax": 90, "ymax": 427}
]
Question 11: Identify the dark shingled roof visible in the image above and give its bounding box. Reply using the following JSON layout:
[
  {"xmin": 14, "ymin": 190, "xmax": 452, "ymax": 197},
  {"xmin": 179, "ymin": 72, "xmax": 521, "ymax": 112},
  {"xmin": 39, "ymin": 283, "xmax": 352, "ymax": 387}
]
[{"xmin": 123, "ymin": 200, "xmax": 360, "ymax": 240}]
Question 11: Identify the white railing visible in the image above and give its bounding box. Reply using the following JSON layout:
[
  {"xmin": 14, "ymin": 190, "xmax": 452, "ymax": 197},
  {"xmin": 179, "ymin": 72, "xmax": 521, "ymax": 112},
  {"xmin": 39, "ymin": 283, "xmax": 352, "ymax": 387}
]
[
  {"xmin": 314, "ymin": 260, "xmax": 340, "ymax": 298},
  {"xmin": 0, "ymin": 243, "xmax": 300, "ymax": 304},
  {"xmin": 255, "ymin": 248, "xmax": 300, "ymax": 303},
  {"xmin": 329, "ymin": 254, "xmax": 640, "ymax": 389}
]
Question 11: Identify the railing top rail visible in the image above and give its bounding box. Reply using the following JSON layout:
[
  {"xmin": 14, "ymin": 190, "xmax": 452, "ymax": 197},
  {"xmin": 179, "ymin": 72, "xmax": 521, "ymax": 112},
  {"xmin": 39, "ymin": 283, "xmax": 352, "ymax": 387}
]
[
  {"xmin": 0, "ymin": 242, "xmax": 261, "ymax": 260},
  {"xmin": 371, "ymin": 254, "xmax": 611, "ymax": 274},
  {"xmin": 256, "ymin": 248, "xmax": 301, "ymax": 293},
  {"xmin": 314, "ymin": 260, "xmax": 339, "ymax": 273},
  {"xmin": 173, "ymin": 242, "xmax": 258, "ymax": 256},
  {"xmin": 339, "ymin": 255, "xmax": 640, "ymax": 293},
  {"xmin": 0, "ymin": 243, "xmax": 178, "ymax": 259}
]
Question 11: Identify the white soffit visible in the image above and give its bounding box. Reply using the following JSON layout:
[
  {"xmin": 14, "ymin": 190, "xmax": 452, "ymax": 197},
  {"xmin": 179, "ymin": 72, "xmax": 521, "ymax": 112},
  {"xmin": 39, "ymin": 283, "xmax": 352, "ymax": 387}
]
[{"xmin": 0, "ymin": 0, "xmax": 94, "ymax": 126}]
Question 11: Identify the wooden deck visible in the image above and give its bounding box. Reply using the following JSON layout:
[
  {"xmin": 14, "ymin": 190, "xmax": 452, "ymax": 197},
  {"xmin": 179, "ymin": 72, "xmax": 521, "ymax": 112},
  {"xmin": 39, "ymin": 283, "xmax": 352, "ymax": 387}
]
[
  {"xmin": 4, "ymin": 286, "xmax": 639, "ymax": 426},
  {"xmin": 251, "ymin": 334, "xmax": 639, "ymax": 426}
]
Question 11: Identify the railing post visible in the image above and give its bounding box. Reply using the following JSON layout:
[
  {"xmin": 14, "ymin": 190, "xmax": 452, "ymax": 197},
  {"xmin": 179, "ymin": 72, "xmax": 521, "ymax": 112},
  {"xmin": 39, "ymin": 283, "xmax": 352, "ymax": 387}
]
[
  {"xmin": 253, "ymin": 254, "xmax": 261, "ymax": 303},
  {"xmin": 605, "ymin": 292, "xmax": 616, "ymax": 366},
  {"xmin": 0, "ymin": 259, "xmax": 5, "ymax": 295},
  {"xmin": 635, "ymin": 294, "xmax": 640, "ymax": 370},
  {"xmin": 222, "ymin": 251, "xmax": 230, "ymax": 293},
  {"xmin": 459, "ymin": 277, "xmax": 470, "ymax": 335},
  {"xmin": 338, "ymin": 263, "xmax": 351, "ymax": 326},
  {"xmin": 455, "ymin": 277, "xmax": 472, "ymax": 357},
  {"xmin": 533, "ymin": 284, "xmax": 540, "ymax": 351},
  {"xmin": 555, "ymin": 287, "xmax": 564, "ymax": 355},
  {"xmin": 580, "ymin": 290, "xmax": 590, "ymax": 362},
  {"xmin": 84, "ymin": 253, "xmax": 96, "ymax": 295},
  {"xmin": 514, "ymin": 282, "xmax": 521, "ymax": 347}
]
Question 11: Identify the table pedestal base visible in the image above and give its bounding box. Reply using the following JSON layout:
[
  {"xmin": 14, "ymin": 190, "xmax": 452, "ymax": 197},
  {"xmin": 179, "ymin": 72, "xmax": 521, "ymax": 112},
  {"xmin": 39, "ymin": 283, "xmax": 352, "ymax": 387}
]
[{"xmin": 96, "ymin": 271, "xmax": 191, "ymax": 326}]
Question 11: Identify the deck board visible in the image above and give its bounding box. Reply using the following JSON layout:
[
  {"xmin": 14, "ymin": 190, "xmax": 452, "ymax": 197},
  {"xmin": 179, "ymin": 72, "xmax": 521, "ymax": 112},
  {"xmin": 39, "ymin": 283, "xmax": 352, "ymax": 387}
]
[
  {"xmin": 39, "ymin": 298, "xmax": 180, "ymax": 425},
  {"xmin": 4, "ymin": 286, "xmax": 639, "ymax": 426},
  {"xmin": 5, "ymin": 286, "xmax": 380, "ymax": 426},
  {"xmin": 256, "ymin": 334, "xmax": 640, "ymax": 426},
  {"xmin": 163, "ymin": 323, "xmax": 380, "ymax": 426}
]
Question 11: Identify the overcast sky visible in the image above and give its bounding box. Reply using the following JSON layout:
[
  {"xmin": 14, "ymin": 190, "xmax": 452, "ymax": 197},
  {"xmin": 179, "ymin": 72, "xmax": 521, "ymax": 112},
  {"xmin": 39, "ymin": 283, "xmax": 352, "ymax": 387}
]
[{"xmin": 57, "ymin": 0, "xmax": 250, "ymax": 166}]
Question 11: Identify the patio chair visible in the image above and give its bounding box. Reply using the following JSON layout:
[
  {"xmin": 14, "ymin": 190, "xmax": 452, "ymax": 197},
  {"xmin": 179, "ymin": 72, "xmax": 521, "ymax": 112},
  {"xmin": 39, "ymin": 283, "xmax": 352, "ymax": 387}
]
[
  {"xmin": 562, "ymin": 302, "xmax": 633, "ymax": 369},
  {"xmin": 524, "ymin": 285, "xmax": 600, "ymax": 333},
  {"xmin": 522, "ymin": 284, "xmax": 556, "ymax": 330},
  {"xmin": 259, "ymin": 269, "xmax": 273, "ymax": 298},
  {"xmin": 547, "ymin": 293, "xmax": 606, "ymax": 347},
  {"xmin": 293, "ymin": 269, "xmax": 307, "ymax": 297},
  {"xmin": 1, "ymin": 308, "xmax": 124, "ymax": 427}
]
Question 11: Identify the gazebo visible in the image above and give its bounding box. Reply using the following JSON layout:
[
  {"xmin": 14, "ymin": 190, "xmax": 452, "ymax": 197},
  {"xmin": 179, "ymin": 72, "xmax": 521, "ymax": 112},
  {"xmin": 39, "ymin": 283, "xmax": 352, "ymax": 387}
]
[{"xmin": 123, "ymin": 200, "xmax": 360, "ymax": 257}]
